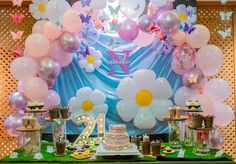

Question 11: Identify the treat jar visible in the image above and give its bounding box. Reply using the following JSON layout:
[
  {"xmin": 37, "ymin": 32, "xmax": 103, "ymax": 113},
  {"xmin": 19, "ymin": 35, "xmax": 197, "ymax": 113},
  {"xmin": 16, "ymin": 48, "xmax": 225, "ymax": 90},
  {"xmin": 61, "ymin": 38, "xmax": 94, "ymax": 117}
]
[
  {"xmin": 53, "ymin": 121, "xmax": 66, "ymax": 148},
  {"xmin": 168, "ymin": 121, "xmax": 184, "ymax": 150},
  {"xmin": 23, "ymin": 131, "xmax": 41, "ymax": 156},
  {"xmin": 192, "ymin": 130, "xmax": 210, "ymax": 156}
]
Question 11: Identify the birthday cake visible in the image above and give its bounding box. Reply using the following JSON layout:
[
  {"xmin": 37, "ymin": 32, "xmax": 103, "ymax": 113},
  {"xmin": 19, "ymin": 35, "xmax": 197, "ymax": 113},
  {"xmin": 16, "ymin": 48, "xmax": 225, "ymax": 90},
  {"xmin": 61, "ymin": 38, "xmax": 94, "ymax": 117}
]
[{"xmin": 104, "ymin": 124, "xmax": 131, "ymax": 151}]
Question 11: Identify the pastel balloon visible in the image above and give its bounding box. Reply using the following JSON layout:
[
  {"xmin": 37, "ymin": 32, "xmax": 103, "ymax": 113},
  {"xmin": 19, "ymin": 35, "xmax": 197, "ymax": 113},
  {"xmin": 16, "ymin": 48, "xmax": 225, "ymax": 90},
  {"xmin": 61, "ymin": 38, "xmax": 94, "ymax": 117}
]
[
  {"xmin": 4, "ymin": 114, "xmax": 23, "ymax": 137},
  {"xmin": 150, "ymin": 0, "xmax": 168, "ymax": 7},
  {"xmin": 212, "ymin": 103, "xmax": 233, "ymax": 126},
  {"xmin": 45, "ymin": 79, "xmax": 56, "ymax": 89},
  {"xmin": 38, "ymin": 57, "xmax": 61, "ymax": 80},
  {"xmin": 9, "ymin": 92, "xmax": 28, "ymax": 110},
  {"xmin": 196, "ymin": 45, "xmax": 223, "ymax": 76},
  {"xmin": 190, "ymin": 94, "xmax": 213, "ymax": 116},
  {"xmin": 119, "ymin": 0, "xmax": 145, "ymax": 18},
  {"xmin": 10, "ymin": 57, "xmax": 38, "ymax": 80},
  {"xmin": 138, "ymin": 15, "xmax": 154, "ymax": 32},
  {"xmin": 186, "ymin": 24, "xmax": 210, "ymax": 48},
  {"xmin": 44, "ymin": 90, "xmax": 61, "ymax": 108},
  {"xmin": 170, "ymin": 30, "xmax": 186, "ymax": 46},
  {"xmin": 90, "ymin": 0, "xmax": 107, "ymax": 9},
  {"xmin": 23, "ymin": 77, "xmax": 48, "ymax": 100},
  {"xmin": 157, "ymin": 11, "xmax": 180, "ymax": 33},
  {"xmin": 59, "ymin": 32, "xmax": 81, "ymax": 53},
  {"xmin": 43, "ymin": 21, "xmax": 62, "ymax": 41},
  {"xmin": 204, "ymin": 78, "xmax": 230, "ymax": 102},
  {"xmin": 32, "ymin": 20, "xmax": 47, "ymax": 33},
  {"xmin": 46, "ymin": 0, "xmax": 71, "ymax": 23},
  {"xmin": 157, "ymin": 2, "xmax": 173, "ymax": 16},
  {"xmin": 17, "ymin": 81, "xmax": 24, "ymax": 92},
  {"xmin": 118, "ymin": 19, "xmax": 139, "ymax": 41},
  {"xmin": 63, "ymin": 10, "xmax": 83, "ymax": 33},
  {"xmin": 25, "ymin": 33, "xmax": 50, "ymax": 57},
  {"xmin": 174, "ymin": 87, "xmax": 197, "ymax": 106},
  {"xmin": 210, "ymin": 132, "xmax": 224, "ymax": 148},
  {"xmin": 133, "ymin": 30, "xmax": 154, "ymax": 47},
  {"xmin": 48, "ymin": 41, "xmax": 74, "ymax": 67},
  {"xmin": 182, "ymin": 67, "xmax": 205, "ymax": 89}
]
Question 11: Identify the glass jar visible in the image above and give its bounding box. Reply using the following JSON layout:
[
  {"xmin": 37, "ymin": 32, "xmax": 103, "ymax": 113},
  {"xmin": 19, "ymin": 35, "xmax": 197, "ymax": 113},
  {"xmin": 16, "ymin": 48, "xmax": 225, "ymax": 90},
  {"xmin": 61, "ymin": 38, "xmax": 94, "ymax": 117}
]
[
  {"xmin": 168, "ymin": 121, "xmax": 183, "ymax": 150},
  {"xmin": 23, "ymin": 131, "xmax": 41, "ymax": 156},
  {"xmin": 53, "ymin": 122, "xmax": 65, "ymax": 148},
  {"xmin": 192, "ymin": 130, "xmax": 210, "ymax": 156}
]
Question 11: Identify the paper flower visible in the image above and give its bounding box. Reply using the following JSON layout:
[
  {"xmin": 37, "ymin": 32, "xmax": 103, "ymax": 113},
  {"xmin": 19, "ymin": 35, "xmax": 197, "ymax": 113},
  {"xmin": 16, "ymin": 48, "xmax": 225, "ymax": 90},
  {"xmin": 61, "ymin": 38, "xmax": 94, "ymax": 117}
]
[
  {"xmin": 78, "ymin": 46, "xmax": 102, "ymax": 73},
  {"xmin": 68, "ymin": 87, "xmax": 108, "ymax": 119},
  {"xmin": 90, "ymin": 154, "xmax": 97, "ymax": 160},
  {"xmin": 9, "ymin": 152, "xmax": 18, "ymax": 159},
  {"xmin": 174, "ymin": 5, "xmax": 196, "ymax": 26},
  {"xmin": 116, "ymin": 69, "xmax": 173, "ymax": 129},
  {"xmin": 177, "ymin": 148, "xmax": 185, "ymax": 158},
  {"xmin": 34, "ymin": 152, "xmax": 43, "ymax": 160},
  {"xmin": 29, "ymin": 0, "xmax": 48, "ymax": 20},
  {"xmin": 215, "ymin": 150, "xmax": 224, "ymax": 157},
  {"xmin": 46, "ymin": 146, "xmax": 55, "ymax": 153}
]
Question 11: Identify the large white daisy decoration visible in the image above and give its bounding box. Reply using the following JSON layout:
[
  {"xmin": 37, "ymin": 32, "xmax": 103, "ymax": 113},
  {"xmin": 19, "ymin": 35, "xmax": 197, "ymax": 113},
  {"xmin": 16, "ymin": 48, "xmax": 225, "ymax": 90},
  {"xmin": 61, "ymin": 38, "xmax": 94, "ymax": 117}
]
[
  {"xmin": 29, "ymin": 0, "xmax": 48, "ymax": 20},
  {"xmin": 78, "ymin": 46, "xmax": 103, "ymax": 73},
  {"xmin": 68, "ymin": 87, "xmax": 108, "ymax": 119},
  {"xmin": 116, "ymin": 69, "xmax": 173, "ymax": 129}
]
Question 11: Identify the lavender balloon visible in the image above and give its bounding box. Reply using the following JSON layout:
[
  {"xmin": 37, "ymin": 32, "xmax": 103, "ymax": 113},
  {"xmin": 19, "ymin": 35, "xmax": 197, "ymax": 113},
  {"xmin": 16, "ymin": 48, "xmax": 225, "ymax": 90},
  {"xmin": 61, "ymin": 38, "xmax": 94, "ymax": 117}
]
[
  {"xmin": 38, "ymin": 57, "xmax": 61, "ymax": 80},
  {"xmin": 4, "ymin": 113, "xmax": 23, "ymax": 137},
  {"xmin": 156, "ymin": 2, "xmax": 173, "ymax": 16},
  {"xmin": 138, "ymin": 15, "xmax": 154, "ymax": 32},
  {"xmin": 9, "ymin": 92, "xmax": 27, "ymax": 110},
  {"xmin": 156, "ymin": 11, "xmax": 180, "ymax": 34},
  {"xmin": 59, "ymin": 32, "xmax": 81, "ymax": 53},
  {"xmin": 118, "ymin": 19, "xmax": 139, "ymax": 41},
  {"xmin": 182, "ymin": 67, "xmax": 205, "ymax": 89},
  {"xmin": 210, "ymin": 133, "xmax": 224, "ymax": 148}
]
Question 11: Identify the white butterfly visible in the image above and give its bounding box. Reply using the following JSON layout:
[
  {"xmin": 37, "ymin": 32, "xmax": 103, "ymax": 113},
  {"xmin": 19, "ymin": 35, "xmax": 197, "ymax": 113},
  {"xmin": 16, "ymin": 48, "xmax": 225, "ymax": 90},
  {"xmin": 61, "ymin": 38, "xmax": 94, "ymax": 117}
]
[
  {"xmin": 218, "ymin": 27, "xmax": 231, "ymax": 39},
  {"xmin": 221, "ymin": 0, "xmax": 228, "ymax": 4},
  {"xmin": 220, "ymin": 11, "xmax": 233, "ymax": 21}
]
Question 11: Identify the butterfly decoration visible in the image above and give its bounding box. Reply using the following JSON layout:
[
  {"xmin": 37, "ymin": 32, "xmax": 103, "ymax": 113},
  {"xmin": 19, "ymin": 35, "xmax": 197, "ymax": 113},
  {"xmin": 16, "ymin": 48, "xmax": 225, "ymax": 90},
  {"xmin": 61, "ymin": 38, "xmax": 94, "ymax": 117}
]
[
  {"xmin": 80, "ymin": 0, "xmax": 91, "ymax": 7},
  {"xmin": 80, "ymin": 14, "xmax": 92, "ymax": 24},
  {"xmin": 134, "ymin": 4, "xmax": 141, "ymax": 11},
  {"xmin": 218, "ymin": 27, "xmax": 231, "ymax": 39},
  {"xmin": 109, "ymin": 22, "xmax": 121, "ymax": 32},
  {"xmin": 12, "ymin": 0, "xmax": 23, "ymax": 7},
  {"xmin": 79, "ymin": 47, "xmax": 90, "ymax": 58},
  {"xmin": 219, "ymin": 11, "xmax": 233, "ymax": 21},
  {"xmin": 184, "ymin": 23, "xmax": 196, "ymax": 34},
  {"xmin": 108, "ymin": 5, "xmax": 120, "ymax": 15},
  {"xmin": 188, "ymin": 76, "xmax": 198, "ymax": 85},
  {"xmin": 10, "ymin": 31, "xmax": 24, "ymax": 40},
  {"xmin": 108, "ymin": 38, "xmax": 120, "ymax": 49},
  {"xmin": 99, "ymin": 11, "xmax": 110, "ymax": 22},
  {"xmin": 220, "ymin": 0, "xmax": 228, "ymax": 4},
  {"xmin": 153, "ymin": 39, "xmax": 173, "ymax": 55},
  {"xmin": 11, "ymin": 45, "xmax": 23, "ymax": 57},
  {"xmin": 10, "ymin": 13, "xmax": 24, "ymax": 24}
]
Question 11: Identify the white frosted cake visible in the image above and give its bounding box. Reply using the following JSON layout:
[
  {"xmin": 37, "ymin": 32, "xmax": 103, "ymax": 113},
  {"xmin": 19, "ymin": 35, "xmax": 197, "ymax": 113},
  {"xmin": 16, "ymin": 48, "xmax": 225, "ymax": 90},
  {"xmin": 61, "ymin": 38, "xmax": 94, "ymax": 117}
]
[{"xmin": 104, "ymin": 124, "xmax": 131, "ymax": 151}]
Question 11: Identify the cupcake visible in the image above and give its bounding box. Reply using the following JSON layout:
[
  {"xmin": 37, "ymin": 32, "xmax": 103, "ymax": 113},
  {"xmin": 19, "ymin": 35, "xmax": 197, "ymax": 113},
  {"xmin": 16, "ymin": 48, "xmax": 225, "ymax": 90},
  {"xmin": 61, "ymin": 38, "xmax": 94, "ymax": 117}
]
[
  {"xmin": 49, "ymin": 106, "xmax": 60, "ymax": 119},
  {"xmin": 192, "ymin": 114, "xmax": 203, "ymax": 128},
  {"xmin": 165, "ymin": 146, "xmax": 172, "ymax": 153},
  {"xmin": 60, "ymin": 107, "xmax": 69, "ymax": 119},
  {"xmin": 194, "ymin": 100, "xmax": 201, "ymax": 109}
]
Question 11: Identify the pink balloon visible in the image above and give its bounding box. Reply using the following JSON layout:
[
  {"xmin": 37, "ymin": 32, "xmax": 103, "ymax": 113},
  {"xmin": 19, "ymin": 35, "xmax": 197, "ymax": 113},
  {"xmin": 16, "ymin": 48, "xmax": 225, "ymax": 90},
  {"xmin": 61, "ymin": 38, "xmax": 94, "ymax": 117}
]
[
  {"xmin": 43, "ymin": 21, "xmax": 62, "ymax": 41},
  {"xmin": 4, "ymin": 113, "xmax": 23, "ymax": 137},
  {"xmin": 186, "ymin": 24, "xmax": 210, "ymax": 48},
  {"xmin": 25, "ymin": 33, "xmax": 50, "ymax": 57},
  {"xmin": 10, "ymin": 57, "xmax": 38, "ymax": 80},
  {"xmin": 63, "ymin": 10, "xmax": 83, "ymax": 33},
  {"xmin": 212, "ymin": 103, "xmax": 233, "ymax": 126},
  {"xmin": 203, "ymin": 78, "xmax": 231, "ymax": 102},
  {"xmin": 133, "ymin": 30, "xmax": 154, "ymax": 47},
  {"xmin": 44, "ymin": 90, "xmax": 61, "ymax": 108},
  {"xmin": 190, "ymin": 94, "xmax": 213, "ymax": 116},
  {"xmin": 48, "ymin": 41, "xmax": 74, "ymax": 67},
  {"xmin": 32, "ymin": 20, "xmax": 47, "ymax": 33},
  {"xmin": 170, "ymin": 30, "xmax": 186, "ymax": 46},
  {"xmin": 210, "ymin": 132, "xmax": 224, "ymax": 148},
  {"xmin": 174, "ymin": 87, "xmax": 197, "ymax": 106},
  {"xmin": 118, "ymin": 19, "xmax": 139, "ymax": 41},
  {"xmin": 196, "ymin": 45, "xmax": 223, "ymax": 76},
  {"xmin": 23, "ymin": 77, "xmax": 48, "ymax": 101}
]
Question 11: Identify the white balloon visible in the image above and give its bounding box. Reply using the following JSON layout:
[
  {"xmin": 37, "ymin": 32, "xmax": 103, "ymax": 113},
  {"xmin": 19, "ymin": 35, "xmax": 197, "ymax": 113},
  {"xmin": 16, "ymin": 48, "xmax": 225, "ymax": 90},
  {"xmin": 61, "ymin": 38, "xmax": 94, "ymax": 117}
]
[
  {"xmin": 134, "ymin": 107, "xmax": 156, "ymax": 129},
  {"xmin": 68, "ymin": 97, "xmax": 82, "ymax": 114},
  {"xmin": 150, "ymin": 0, "xmax": 168, "ymax": 7},
  {"xmin": 90, "ymin": 0, "xmax": 107, "ymax": 9},
  {"xmin": 153, "ymin": 78, "xmax": 173, "ymax": 99},
  {"xmin": 117, "ymin": 100, "xmax": 138, "ymax": 122},
  {"xmin": 76, "ymin": 87, "xmax": 92, "ymax": 100},
  {"xmin": 90, "ymin": 89, "xmax": 106, "ymax": 105},
  {"xmin": 133, "ymin": 69, "xmax": 156, "ymax": 87},
  {"xmin": 150, "ymin": 99, "xmax": 173, "ymax": 121},
  {"xmin": 119, "ymin": 0, "xmax": 145, "ymax": 18},
  {"xmin": 116, "ymin": 77, "xmax": 138, "ymax": 100},
  {"xmin": 32, "ymin": 20, "xmax": 47, "ymax": 33},
  {"xmin": 174, "ymin": 87, "xmax": 197, "ymax": 106}
]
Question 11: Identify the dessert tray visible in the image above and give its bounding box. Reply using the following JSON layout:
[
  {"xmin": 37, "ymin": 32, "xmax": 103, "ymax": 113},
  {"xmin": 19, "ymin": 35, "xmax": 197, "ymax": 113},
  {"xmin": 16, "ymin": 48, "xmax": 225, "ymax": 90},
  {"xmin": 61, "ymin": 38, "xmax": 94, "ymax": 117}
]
[{"xmin": 95, "ymin": 144, "xmax": 140, "ymax": 156}]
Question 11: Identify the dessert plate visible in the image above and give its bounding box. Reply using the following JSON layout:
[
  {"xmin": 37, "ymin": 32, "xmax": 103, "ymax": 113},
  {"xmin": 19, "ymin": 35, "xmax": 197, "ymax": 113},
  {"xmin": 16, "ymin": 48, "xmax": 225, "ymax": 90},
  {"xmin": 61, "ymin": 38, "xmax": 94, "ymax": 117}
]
[{"xmin": 163, "ymin": 150, "xmax": 176, "ymax": 154}]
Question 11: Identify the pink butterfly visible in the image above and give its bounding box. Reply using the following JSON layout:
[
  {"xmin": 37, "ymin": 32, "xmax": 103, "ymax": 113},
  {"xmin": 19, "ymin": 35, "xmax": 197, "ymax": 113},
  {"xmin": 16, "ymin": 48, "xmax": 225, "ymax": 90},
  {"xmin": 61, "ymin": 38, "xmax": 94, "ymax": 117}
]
[
  {"xmin": 10, "ymin": 13, "xmax": 24, "ymax": 24},
  {"xmin": 11, "ymin": 45, "xmax": 23, "ymax": 57},
  {"xmin": 10, "ymin": 31, "xmax": 24, "ymax": 40},
  {"xmin": 12, "ymin": 0, "xmax": 23, "ymax": 7}
]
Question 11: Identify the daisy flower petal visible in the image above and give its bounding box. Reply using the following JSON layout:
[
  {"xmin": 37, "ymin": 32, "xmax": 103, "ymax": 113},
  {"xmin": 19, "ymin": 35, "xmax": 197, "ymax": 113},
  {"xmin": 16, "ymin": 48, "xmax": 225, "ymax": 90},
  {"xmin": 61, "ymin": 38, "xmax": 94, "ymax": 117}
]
[
  {"xmin": 116, "ymin": 77, "xmax": 138, "ymax": 100},
  {"xmin": 86, "ymin": 64, "xmax": 95, "ymax": 72},
  {"xmin": 76, "ymin": 87, "xmax": 93, "ymax": 100},
  {"xmin": 78, "ymin": 60, "xmax": 87, "ymax": 68},
  {"xmin": 150, "ymin": 99, "xmax": 173, "ymax": 121},
  {"xmin": 117, "ymin": 100, "xmax": 138, "ymax": 122},
  {"xmin": 154, "ymin": 78, "xmax": 173, "ymax": 99},
  {"xmin": 92, "ymin": 104, "xmax": 108, "ymax": 117},
  {"xmin": 90, "ymin": 89, "xmax": 106, "ymax": 105},
  {"xmin": 133, "ymin": 107, "xmax": 156, "ymax": 129}
]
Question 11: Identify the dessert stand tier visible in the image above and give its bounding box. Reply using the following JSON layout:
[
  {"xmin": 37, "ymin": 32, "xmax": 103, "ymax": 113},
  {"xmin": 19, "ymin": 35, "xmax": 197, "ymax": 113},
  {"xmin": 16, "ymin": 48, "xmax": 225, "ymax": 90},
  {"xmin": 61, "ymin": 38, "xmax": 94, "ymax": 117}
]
[
  {"xmin": 25, "ymin": 109, "xmax": 48, "ymax": 113},
  {"xmin": 187, "ymin": 125, "xmax": 216, "ymax": 131},
  {"xmin": 16, "ymin": 125, "xmax": 47, "ymax": 132},
  {"xmin": 163, "ymin": 116, "xmax": 189, "ymax": 121},
  {"xmin": 182, "ymin": 109, "xmax": 203, "ymax": 113},
  {"xmin": 44, "ymin": 117, "xmax": 70, "ymax": 122}
]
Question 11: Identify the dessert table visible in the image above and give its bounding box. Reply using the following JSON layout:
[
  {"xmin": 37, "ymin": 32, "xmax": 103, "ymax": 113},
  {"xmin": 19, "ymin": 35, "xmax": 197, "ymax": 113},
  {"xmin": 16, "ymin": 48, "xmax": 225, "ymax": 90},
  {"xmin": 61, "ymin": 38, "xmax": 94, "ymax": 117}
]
[{"xmin": 0, "ymin": 142, "xmax": 233, "ymax": 164}]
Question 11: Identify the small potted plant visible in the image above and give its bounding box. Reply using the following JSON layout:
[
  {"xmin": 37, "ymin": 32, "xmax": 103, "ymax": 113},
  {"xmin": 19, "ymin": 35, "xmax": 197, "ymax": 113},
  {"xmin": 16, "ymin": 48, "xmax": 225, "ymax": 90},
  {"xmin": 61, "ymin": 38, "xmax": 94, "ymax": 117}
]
[
  {"xmin": 192, "ymin": 114, "xmax": 203, "ymax": 128},
  {"xmin": 56, "ymin": 136, "xmax": 66, "ymax": 156},
  {"xmin": 203, "ymin": 115, "xmax": 214, "ymax": 128},
  {"xmin": 60, "ymin": 106, "xmax": 69, "ymax": 119},
  {"xmin": 49, "ymin": 106, "xmax": 60, "ymax": 119}
]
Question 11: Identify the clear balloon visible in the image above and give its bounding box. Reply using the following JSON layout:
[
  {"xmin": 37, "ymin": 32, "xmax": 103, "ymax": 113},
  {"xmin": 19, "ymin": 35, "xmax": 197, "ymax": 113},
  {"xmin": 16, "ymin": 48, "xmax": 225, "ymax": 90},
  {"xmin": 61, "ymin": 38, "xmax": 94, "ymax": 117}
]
[
  {"xmin": 119, "ymin": 0, "xmax": 145, "ymax": 18},
  {"xmin": 9, "ymin": 92, "xmax": 28, "ymax": 110},
  {"xmin": 25, "ymin": 33, "xmax": 50, "ymax": 57},
  {"xmin": 10, "ymin": 57, "xmax": 38, "ymax": 80},
  {"xmin": 44, "ymin": 90, "xmax": 61, "ymax": 108},
  {"xmin": 203, "ymin": 78, "xmax": 231, "ymax": 102},
  {"xmin": 210, "ymin": 131, "xmax": 224, "ymax": 148},
  {"xmin": 186, "ymin": 24, "xmax": 210, "ymax": 48},
  {"xmin": 156, "ymin": 2, "xmax": 173, "ymax": 16},
  {"xmin": 59, "ymin": 32, "xmax": 81, "ymax": 53},
  {"xmin": 23, "ymin": 77, "xmax": 48, "ymax": 100},
  {"xmin": 32, "ymin": 20, "xmax": 47, "ymax": 33},
  {"xmin": 156, "ymin": 11, "xmax": 180, "ymax": 34},
  {"xmin": 196, "ymin": 45, "xmax": 224, "ymax": 76},
  {"xmin": 43, "ymin": 21, "xmax": 62, "ymax": 41},
  {"xmin": 174, "ymin": 87, "xmax": 197, "ymax": 106},
  {"xmin": 133, "ymin": 30, "xmax": 154, "ymax": 47},
  {"xmin": 90, "ymin": 0, "xmax": 107, "ymax": 9},
  {"xmin": 118, "ymin": 19, "xmax": 139, "ymax": 41},
  {"xmin": 212, "ymin": 103, "xmax": 233, "ymax": 126},
  {"xmin": 38, "ymin": 57, "xmax": 61, "ymax": 80},
  {"xmin": 170, "ymin": 30, "xmax": 186, "ymax": 46},
  {"xmin": 172, "ymin": 44, "xmax": 196, "ymax": 75},
  {"xmin": 138, "ymin": 15, "xmax": 154, "ymax": 32},
  {"xmin": 4, "ymin": 114, "xmax": 23, "ymax": 137},
  {"xmin": 150, "ymin": 0, "xmax": 168, "ymax": 7},
  {"xmin": 182, "ymin": 67, "xmax": 205, "ymax": 89},
  {"xmin": 63, "ymin": 10, "xmax": 83, "ymax": 33}
]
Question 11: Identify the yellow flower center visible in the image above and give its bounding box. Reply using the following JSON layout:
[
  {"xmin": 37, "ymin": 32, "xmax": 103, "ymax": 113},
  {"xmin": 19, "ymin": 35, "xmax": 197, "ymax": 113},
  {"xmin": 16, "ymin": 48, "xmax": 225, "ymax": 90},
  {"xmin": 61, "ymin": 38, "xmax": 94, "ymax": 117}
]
[
  {"xmin": 87, "ymin": 56, "xmax": 95, "ymax": 64},
  {"xmin": 38, "ymin": 4, "xmax": 46, "ymax": 13},
  {"xmin": 179, "ymin": 13, "xmax": 188, "ymax": 20},
  {"xmin": 136, "ymin": 90, "xmax": 153, "ymax": 107},
  {"xmin": 82, "ymin": 100, "xmax": 94, "ymax": 112}
]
